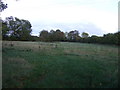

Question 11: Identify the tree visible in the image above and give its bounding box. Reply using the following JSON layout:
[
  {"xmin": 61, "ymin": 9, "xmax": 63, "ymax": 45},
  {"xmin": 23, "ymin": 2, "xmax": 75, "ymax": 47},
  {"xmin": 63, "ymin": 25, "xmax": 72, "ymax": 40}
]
[
  {"xmin": 49, "ymin": 29, "xmax": 56, "ymax": 41},
  {"xmin": 102, "ymin": 33, "xmax": 116, "ymax": 44},
  {"xmin": 16, "ymin": 18, "xmax": 32, "ymax": 40},
  {"xmin": 30, "ymin": 36, "xmax": 39, "ymax": 41},
  {"xmin": 0, "ymin": 0, "xmax": 7, "ymax": 12},
  {"xmin": 81, "ymin": 32, "xmax": 89, "ymax": 38},
  {"xmin": 114, "ymin": 31, "xmax": 120, "ymax": 45},
  {"xmin": 0, "ymin": 0, "xmax": 19, "ymax": 12},
  {"xmin": 2, "ymin": 20, "xmax": 9, "ymax": 40},
  {"xmin": 54, "ymin": 29, "xmax": 65, "ymax": 41},
  {"xmin": 39, "ymin": 29, "xmax": 66, "ymax": 42},
  {"xmin": 2, "ymin": 16, "xmax": 32, "ymax": 41},
  {"xmin": 90, "ymin": 35, "xmax": 99, "ymax": 43},
  {"xmin": 0, "ymin": 0, "xmax": 8, "ymax": 40},
  {"xmin": 104, "ymin": 32, "xmax": 120, "ymax": 45},
  {"xmin": 39, "ymin": 30, "xmax": 49, "ymax": 41},
  {"xmin": 68, "ymin": 30, "xmax": 80, "ymax": 42}
]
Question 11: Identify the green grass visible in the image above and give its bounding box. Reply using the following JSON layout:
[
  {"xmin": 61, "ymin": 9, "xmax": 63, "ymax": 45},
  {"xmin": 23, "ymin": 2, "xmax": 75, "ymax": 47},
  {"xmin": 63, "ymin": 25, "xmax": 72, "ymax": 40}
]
[{"xmin": 2, "ymin": 41, "xmax": 118, "ymax": 88}]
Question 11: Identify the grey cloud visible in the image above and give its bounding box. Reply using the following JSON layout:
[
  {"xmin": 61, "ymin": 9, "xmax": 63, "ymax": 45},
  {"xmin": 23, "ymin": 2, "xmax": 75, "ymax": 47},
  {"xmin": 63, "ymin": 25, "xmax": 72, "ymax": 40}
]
[{"xmin": 31, "ymin": 22, "xmax": 104, "ymax": 36}]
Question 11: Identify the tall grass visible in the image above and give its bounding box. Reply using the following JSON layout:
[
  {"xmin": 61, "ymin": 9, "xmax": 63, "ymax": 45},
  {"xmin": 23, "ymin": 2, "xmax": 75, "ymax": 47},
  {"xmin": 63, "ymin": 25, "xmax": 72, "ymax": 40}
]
[{"xmin": 2, "ymin": 41, "xmax": 118, "ymax": 88}]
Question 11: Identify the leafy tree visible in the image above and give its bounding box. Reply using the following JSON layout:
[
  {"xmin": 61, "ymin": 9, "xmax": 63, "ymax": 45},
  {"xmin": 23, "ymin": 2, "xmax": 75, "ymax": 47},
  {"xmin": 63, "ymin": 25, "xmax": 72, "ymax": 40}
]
[
  {"xmin": 39, "ymin": 29, "xmax": 66, "ymax": 42},
  {"xmin": 16, "ymin": 18, "xmax": 32, "ymax": 40},
  {"xmin": 112, "ymin": 31, "xmax": 120, "ymax": 45},
  {"xmin": 0, "ymin": 0, "xmax": 19, "ymax": 12},
  {"xmin": 2, "ymin": 20, "xmax": 9, "ymax": 40},
  {"xmin": 81, "ymin": 32, "xmax": 89, "ymax": 38},
  {"xmin": 2, "ymin": 16, "xmax": 32, "ymax": 41},
  {"xmin": 49, "ymin": 29, "xmax": 56, "ymax": 41},
  {"xmin": 0, "ymin": 0, "xmax": 7, "ymax": 12},
  {"xmin": 54, "ymin": 29, "xmax": 65, "ymax": 41},
  {"xmin": 68, "ymin": 30, "xmax": 80, "ymax": 42},
  {"xmin": 0, "ymin": 0, "xmax": 7, "ymax": 40},
  {"xmin": 39, "ymin": 30, "xmax": 49, "ymax": 42},
  {"xmin": 102, "ymin": 33, "xmax": 116, "ymax": 44},
  {"xmin": 90, "ymin": 35, "xmax": 99, "ymax": 43},
  {"xmin": 30, "ymin": 36, "xmax": 39, "ymax": 41}
]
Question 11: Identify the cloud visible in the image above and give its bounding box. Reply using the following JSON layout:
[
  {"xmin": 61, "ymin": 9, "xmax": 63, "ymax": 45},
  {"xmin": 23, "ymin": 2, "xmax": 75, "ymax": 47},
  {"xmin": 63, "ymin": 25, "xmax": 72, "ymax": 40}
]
[
  {"xmin": 1, "ymin": 0, "xmax": 118, "ymax": 36},
  {"xmin": 31, "ymin": 22, "xmax": 104, "ymax": 36}
]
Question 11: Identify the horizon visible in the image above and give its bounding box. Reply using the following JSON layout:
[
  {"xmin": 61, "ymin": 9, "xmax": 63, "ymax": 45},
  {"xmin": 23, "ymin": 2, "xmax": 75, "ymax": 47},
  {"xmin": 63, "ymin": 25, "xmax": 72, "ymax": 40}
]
[
  {"xmin": 30, "ymin": 29, "xmax": 119, "ymax": 37},
  {"xmin": 1, "ymin": 0, "xmax": 118, "ymax": 36}
]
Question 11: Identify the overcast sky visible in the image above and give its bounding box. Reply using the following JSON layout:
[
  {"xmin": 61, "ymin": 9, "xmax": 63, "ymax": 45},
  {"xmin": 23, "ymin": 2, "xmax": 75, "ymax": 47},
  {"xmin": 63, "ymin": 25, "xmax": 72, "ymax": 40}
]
[{"xmin": 1, "ymin": 0, "xmax": 119, "ymax": 36}]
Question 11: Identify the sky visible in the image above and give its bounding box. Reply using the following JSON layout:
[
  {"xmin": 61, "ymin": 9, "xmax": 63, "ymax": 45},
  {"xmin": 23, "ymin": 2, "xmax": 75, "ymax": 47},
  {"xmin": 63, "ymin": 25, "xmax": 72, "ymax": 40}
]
[{"xmin": 1, "ymin": 0, "xmax": 119, "ymax": 36}]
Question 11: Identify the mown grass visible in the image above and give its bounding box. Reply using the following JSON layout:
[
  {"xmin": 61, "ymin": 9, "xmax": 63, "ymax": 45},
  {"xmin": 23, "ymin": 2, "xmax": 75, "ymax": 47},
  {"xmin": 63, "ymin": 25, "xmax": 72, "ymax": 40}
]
[{"xmin": 2, "ymin": 41, "xmax": 118, "ymax": 88}]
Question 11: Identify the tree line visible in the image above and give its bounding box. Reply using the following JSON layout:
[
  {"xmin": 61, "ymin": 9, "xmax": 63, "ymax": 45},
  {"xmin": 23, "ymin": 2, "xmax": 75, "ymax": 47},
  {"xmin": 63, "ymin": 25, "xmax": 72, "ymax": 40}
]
[{"xmin": 2, "ymin": 16, "xmax": 120, "ymax": 46}]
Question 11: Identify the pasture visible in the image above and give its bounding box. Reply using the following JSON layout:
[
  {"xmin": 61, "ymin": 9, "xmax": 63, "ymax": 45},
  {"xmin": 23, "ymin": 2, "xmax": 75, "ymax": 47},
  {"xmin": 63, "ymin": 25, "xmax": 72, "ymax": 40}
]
[{"xmin": 2, "ymin": 41, "xmax": 118, "ymax": 88}]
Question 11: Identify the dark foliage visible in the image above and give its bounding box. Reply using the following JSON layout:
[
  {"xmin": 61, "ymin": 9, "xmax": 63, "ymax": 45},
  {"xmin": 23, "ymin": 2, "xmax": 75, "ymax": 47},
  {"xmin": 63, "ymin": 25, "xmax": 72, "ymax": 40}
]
[
  {"xmin": 2, "ymin": 16, "xmax": 120, "ymax": 46},
  {"xmin": 0, "ymin": 0, "xmax": 7, "ymax": 12}
]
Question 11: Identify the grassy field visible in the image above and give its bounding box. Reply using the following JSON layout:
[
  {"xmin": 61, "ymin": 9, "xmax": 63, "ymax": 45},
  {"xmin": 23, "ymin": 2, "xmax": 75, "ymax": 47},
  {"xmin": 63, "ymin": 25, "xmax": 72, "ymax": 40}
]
[{"xmin": 2, "ymin": 41, "xmax": 118, "ymax": 88}]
